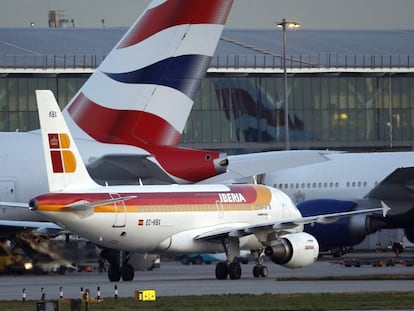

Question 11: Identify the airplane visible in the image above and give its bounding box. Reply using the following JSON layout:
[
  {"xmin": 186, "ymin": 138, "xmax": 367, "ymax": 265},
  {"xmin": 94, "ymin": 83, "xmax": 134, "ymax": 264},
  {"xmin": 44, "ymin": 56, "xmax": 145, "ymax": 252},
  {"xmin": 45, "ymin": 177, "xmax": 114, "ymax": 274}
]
[
  {"xmin": 0, "ymin": 0, "xmax": 329, "ymax": 273},
  {"xmin": 0, "ymin": 0, "xmax": 233, "ymax": 212},
  {"xmin": 262, "ymin": 152, "xmax": 414, "ymax": 256},
  {"xmin": 0, "ymin": 0, "xmax": 327, "ymax": 222},
  {"xmin": 0, "ymin": 0, "xmax": 236, "ymax": 274},
  {"xmin": 28, "ymin": 89, "xmax": 387, "ymax": 281}
]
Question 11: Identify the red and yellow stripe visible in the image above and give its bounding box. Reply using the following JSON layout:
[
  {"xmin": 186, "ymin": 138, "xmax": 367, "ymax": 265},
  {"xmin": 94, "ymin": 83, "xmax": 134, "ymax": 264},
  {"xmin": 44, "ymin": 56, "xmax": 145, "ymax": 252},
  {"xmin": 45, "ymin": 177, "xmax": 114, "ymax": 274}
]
[{"xmin": 35, "ymin": 185, "xmax": 272, "ymax": 213}]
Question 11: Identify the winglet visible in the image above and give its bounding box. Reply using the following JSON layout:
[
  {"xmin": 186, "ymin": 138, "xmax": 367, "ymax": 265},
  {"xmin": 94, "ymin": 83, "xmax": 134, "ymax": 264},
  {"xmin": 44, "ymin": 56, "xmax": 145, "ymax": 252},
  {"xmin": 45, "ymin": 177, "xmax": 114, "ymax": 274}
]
[
  {"xmin": 35, "ymin": 90, "xmax": 99, "ymax": 192},
  {"xmin": 381, "ymin": 201, "xmax": 391, "ymax": 217}
]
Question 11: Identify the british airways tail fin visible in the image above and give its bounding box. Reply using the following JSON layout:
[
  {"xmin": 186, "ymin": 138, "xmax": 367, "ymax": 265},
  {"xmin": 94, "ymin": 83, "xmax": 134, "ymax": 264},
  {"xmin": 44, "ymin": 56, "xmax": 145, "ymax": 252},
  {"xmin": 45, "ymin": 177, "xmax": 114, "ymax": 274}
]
[
  {"xmin": 36, "ymin": 90, "xmax": 99, "ymax": 192},
  {"xmin": 64, "ymin": 0, "xmax": 233, "ymax": 148}
]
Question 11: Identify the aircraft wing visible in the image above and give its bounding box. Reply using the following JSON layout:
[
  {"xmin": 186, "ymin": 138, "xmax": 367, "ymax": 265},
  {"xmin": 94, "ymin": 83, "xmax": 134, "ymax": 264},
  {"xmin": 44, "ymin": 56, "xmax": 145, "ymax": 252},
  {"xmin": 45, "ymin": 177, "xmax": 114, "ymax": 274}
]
[
  {"xmin": 87, "ymin": 154, "xmax": 176, "ymax": 185},
  {"xmin": 0, "ymin": 202, "xmax": 61, "ymax": 233},
  {"xmin": 0, "ymin": 201, "xmax": 29, "ymax": 208},
  {"xmin": 194, "ymin": 206, "xmax": 385, "ymax": 242},
  {"xmin": 198, "ymin": 150, "xmax": 330, "ymax": 184},
  {"xmin": 0, "ymin": 220, "xmax": 61, "ymax": 233},
  {"xmin": 367, "ymin": 167, "xmax": 414, "ymax": 202}
]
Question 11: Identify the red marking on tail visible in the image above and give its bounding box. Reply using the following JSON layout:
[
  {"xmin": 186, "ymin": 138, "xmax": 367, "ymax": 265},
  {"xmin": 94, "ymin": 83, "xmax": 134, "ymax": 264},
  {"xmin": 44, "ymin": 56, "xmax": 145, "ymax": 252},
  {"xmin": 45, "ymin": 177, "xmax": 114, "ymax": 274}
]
[{"xmin": 119, "ymin": 0, "xmax": 233, "ymax": 48}]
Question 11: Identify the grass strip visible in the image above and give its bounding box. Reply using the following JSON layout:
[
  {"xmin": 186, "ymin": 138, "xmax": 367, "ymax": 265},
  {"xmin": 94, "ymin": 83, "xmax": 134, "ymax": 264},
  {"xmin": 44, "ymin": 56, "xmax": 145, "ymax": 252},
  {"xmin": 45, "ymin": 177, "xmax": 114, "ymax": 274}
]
[
  {"xmin": 1, "ymin": 292, "xmax": 414, "ymax": 310},
  {"xmin": 276, "ymin": 274, "xmax": 414, "ymax": 281}
]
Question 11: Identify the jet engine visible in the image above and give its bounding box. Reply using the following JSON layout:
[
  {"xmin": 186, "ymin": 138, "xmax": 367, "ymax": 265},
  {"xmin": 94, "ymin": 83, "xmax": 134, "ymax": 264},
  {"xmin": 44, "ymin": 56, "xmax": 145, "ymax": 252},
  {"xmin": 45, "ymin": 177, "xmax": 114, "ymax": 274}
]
[
  {"xmin": 264, "ymin": 232, "xmax": 319, "ymax": 268},
  {"xmin": 297, "ymin": 199, "xmax": 387, "ymax": 252}
]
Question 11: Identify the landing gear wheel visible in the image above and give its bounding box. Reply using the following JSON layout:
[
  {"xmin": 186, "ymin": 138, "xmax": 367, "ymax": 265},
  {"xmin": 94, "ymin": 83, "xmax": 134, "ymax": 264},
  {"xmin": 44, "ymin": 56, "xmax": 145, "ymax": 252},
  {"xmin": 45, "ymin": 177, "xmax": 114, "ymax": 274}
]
[
  {"xmin": 215, "ymin": 262, "xmax": 228, "ymax": 280},
  {"xmin": 121, "ymin": 264, "xmax": 135, "ymax": 281},
  {"xmin": 108, "ymin": 265, "xmax": 121, "ymax": 282},
  {"xmin": 253, "ymin": 265, "xmax": 268, "ymax": 278},
  {"xmin": 228, "ymin": 262, "xmax": 242, "ymax": 280},
  {"xmin": 259, "ymin": 265, "xmax": 268, "ymax": 277},
  {"xmin": 253, "ymin": 265, "xmax": 261, "ymax": 278}
]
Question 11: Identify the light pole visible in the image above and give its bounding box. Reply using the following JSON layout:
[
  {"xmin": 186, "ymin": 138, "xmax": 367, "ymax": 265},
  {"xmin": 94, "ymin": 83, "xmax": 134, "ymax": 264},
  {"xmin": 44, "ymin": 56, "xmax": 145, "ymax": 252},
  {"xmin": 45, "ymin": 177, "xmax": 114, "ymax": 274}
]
[{"xmin": 276, "ymin": 19, "xmax": 300, "ymax": 150}]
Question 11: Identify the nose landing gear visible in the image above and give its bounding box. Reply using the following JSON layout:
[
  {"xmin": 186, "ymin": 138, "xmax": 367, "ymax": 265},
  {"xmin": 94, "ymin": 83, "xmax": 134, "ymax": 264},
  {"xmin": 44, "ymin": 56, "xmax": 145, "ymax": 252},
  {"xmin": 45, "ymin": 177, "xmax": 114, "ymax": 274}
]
[{"xmin": 252, "ymin": 249, "xmax": 268, "ymax": 278}]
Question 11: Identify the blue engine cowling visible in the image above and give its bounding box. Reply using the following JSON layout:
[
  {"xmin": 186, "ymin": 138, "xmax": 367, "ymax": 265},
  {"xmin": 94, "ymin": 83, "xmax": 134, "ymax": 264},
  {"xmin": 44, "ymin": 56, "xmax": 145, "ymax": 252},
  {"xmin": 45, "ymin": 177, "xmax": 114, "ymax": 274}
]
[{"xmin": 297, "ymin": 199, "xmax": 368, "ymax": 252}]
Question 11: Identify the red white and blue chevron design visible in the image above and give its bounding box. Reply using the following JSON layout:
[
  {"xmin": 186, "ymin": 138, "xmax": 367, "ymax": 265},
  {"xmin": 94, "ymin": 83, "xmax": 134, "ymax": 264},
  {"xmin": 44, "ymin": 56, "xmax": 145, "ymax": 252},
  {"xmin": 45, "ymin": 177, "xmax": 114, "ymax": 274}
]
[{"xmin": 65, "ymin": 0, "xmax": 233, "ymax": 148}]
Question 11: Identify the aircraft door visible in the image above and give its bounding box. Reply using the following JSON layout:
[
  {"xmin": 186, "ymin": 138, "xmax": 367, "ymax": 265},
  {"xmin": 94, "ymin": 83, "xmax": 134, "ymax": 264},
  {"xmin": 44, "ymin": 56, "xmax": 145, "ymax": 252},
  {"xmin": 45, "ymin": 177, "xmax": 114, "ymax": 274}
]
[
  {"xmin": 110, "ymin": 193, "xmax": 127, "ymax": 228},
  {"xmin": 216, "ymin": 201, "xmax": 224, "ymax": 219}
]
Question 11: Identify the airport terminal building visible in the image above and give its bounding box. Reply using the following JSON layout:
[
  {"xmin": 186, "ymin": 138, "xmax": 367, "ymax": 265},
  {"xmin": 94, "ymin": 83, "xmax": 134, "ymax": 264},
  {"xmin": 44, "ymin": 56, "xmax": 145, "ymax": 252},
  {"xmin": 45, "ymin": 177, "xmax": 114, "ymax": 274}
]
[
  {"xmin": 1, "ymin": 27, "xmax": 413, "ymax": 250},
  {"xmin": 1, "ymin": 28, "xmax": 414, "ymax": 154}
]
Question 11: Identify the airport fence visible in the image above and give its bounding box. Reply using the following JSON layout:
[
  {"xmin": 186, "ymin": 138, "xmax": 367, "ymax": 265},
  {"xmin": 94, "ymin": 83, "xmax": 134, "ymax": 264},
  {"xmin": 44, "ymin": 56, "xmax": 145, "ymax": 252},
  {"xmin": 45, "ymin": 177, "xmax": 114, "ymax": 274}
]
[
  {"xmin": 1, "ymin": 53, "xmax": 414, "ymax": 71},
  {"xmin": 211, "ymin": 53, "xmax": 414, "ymax": 70}
]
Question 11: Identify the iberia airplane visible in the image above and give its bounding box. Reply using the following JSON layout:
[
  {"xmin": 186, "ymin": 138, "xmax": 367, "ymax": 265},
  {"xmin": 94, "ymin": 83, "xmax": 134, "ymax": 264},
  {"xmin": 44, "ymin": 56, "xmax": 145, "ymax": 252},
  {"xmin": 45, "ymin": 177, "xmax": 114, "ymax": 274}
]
[{"xmin": 29, "ymin": 90, "xmax": 388, "ymax": 282}]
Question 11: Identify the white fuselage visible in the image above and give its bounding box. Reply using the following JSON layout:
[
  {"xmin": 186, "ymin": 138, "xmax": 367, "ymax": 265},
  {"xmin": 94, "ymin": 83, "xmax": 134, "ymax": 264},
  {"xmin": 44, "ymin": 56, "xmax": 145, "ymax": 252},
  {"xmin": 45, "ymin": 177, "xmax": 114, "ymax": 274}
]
[
  {"xmin": 0, "ymin": 131, "xmax": 146, "ymax": 221},
  {"xmin": 264, "ymin": 151, "xmax": 414, "ymax": 203},
  {"xmin": 33, "ymin": 185, "xmax": 302, "ymax": 254}
]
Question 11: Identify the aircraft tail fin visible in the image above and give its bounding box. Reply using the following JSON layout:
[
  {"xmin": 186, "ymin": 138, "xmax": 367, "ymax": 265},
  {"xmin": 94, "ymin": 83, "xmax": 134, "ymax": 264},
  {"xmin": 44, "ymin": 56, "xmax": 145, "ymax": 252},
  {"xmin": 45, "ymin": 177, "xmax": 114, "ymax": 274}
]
[
  {"xmin": 36, "ymin": 90, "xmax": 99, "ymax": 192},
  {"xmin": 64, "ymin": 0, "xmax": 234, "ymax": 148}
]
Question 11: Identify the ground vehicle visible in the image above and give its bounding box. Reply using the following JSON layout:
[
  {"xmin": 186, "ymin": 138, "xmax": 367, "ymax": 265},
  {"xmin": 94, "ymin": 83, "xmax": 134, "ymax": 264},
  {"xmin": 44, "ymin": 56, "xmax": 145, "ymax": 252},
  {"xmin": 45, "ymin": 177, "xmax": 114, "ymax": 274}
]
[
  {"xmin": 0, "ymin": 242, "xmax": 31, "ymax": 274},
  {"xmin": 178, "ymin": 251, "xmax": 251, "ymax": 265}
]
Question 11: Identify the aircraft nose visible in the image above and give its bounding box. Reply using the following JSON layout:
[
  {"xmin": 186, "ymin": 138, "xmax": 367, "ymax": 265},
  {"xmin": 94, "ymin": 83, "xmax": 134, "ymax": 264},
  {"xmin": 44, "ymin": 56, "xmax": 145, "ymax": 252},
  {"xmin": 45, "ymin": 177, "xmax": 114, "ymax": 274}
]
[{"xmin": 29, "ymin": 199, "xmax": 38, "ymax": 210}]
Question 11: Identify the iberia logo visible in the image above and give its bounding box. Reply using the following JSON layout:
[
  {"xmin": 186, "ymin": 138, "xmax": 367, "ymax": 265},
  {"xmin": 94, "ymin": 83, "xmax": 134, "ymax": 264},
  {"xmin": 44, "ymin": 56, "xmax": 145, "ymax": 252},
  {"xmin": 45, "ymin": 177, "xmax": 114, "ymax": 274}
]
[{"xmin": 48, "ymin": 133, "xmax": 76, "ymax": 173}]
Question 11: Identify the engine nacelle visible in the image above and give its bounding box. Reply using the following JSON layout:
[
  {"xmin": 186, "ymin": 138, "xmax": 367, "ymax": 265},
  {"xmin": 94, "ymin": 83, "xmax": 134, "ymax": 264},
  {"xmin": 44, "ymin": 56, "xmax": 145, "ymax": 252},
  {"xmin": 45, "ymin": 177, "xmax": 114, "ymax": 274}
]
[
  {"xmin": 264, "ymin": 232, "xmax": 319, "ymax": 269},
  {"xmin": 298, "ymin": 199, "xmax": 386, "ymax": 252}
]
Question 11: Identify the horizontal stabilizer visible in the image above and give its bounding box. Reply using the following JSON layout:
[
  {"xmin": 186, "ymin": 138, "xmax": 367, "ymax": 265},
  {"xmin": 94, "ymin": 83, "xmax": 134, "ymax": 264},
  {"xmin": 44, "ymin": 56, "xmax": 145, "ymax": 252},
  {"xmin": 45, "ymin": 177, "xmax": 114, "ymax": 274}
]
[
  {"xmin": 65, "ymin": 195, "xmax": 137, "ymax": 218},
  {"xmin": 65, "ymin": 195, "xmax": 137, "ymax": 210}
]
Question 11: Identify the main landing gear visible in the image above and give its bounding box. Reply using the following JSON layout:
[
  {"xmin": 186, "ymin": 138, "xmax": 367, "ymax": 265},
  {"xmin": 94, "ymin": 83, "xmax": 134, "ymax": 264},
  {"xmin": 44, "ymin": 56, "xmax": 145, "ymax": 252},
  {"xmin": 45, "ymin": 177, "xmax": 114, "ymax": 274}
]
[
  {"xmin": 214, "ymin": 237, "xmax": 242, "ymax": 280},
  {"xmin": 215, "ymin": 260, "xmax": 242, "ymax": 280},
  {"xmin": 214, "ymin": 237, "xmax": 269, "ymax": 280},
  {"xmin": 101, "ymin": 249, "xmax": 134, "ymax": 282},
  {"xmin": 214, "ymin": 243, "xmax": 269, "ymax": 280}
]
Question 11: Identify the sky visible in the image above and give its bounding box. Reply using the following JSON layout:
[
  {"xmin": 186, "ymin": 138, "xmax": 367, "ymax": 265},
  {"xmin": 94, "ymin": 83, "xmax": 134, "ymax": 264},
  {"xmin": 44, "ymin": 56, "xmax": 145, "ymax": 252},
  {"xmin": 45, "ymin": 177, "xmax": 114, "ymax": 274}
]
[{"xmin": 0, "ymin": 0, "xmax": 414, "ymax": 30}]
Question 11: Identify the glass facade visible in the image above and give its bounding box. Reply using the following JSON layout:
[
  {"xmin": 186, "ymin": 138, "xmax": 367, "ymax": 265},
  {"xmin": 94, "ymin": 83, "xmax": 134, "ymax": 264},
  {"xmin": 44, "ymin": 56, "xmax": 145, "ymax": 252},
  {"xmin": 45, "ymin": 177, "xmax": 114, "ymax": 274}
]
[
  {"xmin": 1, "ymin": 73, "xmax": 413, "ymax": 152},
  {"xmin": 184, "ymin": 74, "xmax": 414, "ymax": 152},
  {"xmin": 0, "ymin": 74, "xmax": 88, "ymax": 132}
]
